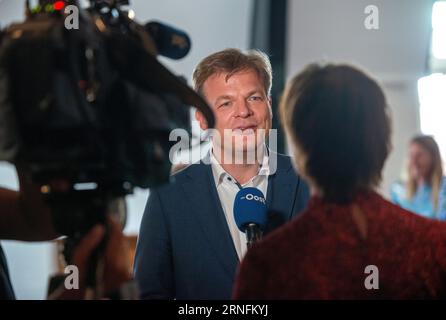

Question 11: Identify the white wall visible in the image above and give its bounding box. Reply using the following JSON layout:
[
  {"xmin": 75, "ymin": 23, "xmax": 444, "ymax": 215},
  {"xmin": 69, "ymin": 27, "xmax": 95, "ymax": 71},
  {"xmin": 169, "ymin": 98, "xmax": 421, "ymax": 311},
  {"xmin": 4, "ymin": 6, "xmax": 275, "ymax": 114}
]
[
  {"xmin": 286, "ymin": 0, "xmax": 432, "ymax": 196},
  {"xmin": 0, "ymin": 0, "xmax": 253, "ymax": 299}
]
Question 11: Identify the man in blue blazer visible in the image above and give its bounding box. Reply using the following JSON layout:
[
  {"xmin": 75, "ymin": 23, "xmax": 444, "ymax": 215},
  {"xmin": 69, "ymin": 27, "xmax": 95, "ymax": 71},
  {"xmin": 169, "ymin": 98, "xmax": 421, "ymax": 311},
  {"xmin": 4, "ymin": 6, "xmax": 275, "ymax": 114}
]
[{"xmin": 134, "ymin": 48, "xmax": 309, "ymax": 299}]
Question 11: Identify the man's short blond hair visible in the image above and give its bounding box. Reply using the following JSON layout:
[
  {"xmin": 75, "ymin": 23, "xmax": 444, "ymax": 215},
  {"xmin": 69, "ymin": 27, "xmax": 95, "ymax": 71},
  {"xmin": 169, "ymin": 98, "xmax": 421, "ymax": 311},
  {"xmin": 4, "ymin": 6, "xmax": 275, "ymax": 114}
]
[{"xmin": 192, "ymin": 48, "xmax": 272, "ymax": 97}]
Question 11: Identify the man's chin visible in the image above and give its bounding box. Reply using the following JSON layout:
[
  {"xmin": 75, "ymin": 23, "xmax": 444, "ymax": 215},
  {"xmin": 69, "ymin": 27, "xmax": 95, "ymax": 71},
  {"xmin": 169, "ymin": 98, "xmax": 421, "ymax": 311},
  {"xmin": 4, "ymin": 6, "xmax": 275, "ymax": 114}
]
[{"xmin": 232, "ymin": 141, "xmax": 265, "ymax": 154}]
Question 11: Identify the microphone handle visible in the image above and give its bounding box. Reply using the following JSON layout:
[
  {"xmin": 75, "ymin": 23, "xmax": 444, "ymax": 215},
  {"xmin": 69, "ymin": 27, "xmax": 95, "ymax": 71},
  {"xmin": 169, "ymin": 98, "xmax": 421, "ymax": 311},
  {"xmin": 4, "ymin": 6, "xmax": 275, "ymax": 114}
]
[{"xmin": 245, "ymin": 223, "xmax": 263, "ymax": 248}]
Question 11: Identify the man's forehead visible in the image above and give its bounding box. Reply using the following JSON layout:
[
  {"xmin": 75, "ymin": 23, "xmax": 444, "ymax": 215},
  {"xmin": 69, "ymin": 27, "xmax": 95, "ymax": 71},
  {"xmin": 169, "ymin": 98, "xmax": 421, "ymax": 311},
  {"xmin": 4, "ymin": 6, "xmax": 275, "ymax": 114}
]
[
  {"xmin": 202, "ymin": 70, "xmax": 265, "ymax": 97},
  {"xmin": 207, "ymin": 69, "xmax": 261, "ymax": 83}
]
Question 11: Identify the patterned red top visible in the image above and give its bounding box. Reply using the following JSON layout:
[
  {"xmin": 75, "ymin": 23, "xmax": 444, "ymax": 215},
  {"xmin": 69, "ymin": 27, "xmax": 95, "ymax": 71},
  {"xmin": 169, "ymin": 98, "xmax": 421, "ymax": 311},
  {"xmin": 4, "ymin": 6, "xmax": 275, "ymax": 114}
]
[{"xmin": 233, "ymin": 191, "xmax": 446, "ymax": 299}]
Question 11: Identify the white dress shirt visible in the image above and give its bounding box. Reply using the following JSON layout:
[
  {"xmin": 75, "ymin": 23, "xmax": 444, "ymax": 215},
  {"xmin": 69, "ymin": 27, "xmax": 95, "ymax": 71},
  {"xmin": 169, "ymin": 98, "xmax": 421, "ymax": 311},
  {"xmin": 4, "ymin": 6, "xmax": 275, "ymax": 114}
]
[{"xmin": 209, "ymin": 147, "xmax": 270, "ymax": 260}]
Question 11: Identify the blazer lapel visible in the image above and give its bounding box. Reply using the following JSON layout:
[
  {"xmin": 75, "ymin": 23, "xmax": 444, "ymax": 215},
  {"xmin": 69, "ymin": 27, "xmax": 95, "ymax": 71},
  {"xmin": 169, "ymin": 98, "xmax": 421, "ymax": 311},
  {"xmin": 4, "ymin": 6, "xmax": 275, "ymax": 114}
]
[{"xmin": 181, "ymin": 159, "xmax": 239, "ymax": 279}]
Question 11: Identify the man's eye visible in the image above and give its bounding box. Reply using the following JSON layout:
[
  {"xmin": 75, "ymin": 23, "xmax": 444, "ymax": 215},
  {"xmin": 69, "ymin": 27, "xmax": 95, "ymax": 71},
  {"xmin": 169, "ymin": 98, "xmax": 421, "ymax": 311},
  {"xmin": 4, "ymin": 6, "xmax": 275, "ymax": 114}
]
[
  {"xmin": 249, "ymin": 96, "xmax": 263, "ymax": 101},
  {"xmin": 219, "ymin": 101, "xmax": 232, "ymax": 107}
]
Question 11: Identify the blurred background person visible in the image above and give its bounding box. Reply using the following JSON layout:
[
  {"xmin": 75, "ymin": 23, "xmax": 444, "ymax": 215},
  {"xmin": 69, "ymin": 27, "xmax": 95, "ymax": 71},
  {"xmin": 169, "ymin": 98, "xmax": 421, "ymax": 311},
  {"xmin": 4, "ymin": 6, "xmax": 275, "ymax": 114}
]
[
  {"xmin": 233, "ymin": 64, "xmax": 446, "ymax": 299},
  {"xmin": 391, "ymin": 135, "xmax": 446, "ymax": 220}
]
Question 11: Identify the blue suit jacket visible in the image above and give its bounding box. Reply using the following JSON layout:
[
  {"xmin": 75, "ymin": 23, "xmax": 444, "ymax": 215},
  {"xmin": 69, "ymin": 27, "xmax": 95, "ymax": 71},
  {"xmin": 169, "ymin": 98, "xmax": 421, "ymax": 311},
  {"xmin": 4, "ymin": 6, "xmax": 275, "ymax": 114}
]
[{"xmin": 134, "ymin": 152, "xmax": 309, "ymax": 299}]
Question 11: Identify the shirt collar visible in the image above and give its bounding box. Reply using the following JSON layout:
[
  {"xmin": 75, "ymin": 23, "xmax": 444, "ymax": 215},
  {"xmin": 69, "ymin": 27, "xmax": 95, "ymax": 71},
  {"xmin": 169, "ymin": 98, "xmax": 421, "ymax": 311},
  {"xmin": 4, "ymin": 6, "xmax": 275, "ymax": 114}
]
[
  {"xmin": 209, "ymin": 151, "xmax": 228, "ymax": 187},
  {"xmin": 209, "ymin": 144, "xmax": 270, "ymax": 187}
]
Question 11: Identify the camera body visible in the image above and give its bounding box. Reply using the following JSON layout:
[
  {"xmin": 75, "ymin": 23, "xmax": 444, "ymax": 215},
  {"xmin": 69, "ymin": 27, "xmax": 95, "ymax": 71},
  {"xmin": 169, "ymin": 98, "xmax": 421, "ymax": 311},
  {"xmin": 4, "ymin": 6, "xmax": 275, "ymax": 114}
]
[{"xmin": 0, "ymin": 1, "xmax": 212, "ymax": 240}]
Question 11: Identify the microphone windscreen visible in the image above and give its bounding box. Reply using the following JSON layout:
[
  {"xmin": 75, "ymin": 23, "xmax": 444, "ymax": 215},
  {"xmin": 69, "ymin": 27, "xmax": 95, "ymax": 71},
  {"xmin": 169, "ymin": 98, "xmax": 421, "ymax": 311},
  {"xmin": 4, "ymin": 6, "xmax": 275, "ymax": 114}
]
[
  {"xmin": 145, "ymin": 21, "xmax": 191, "ymax": 60},
  {"xmin": 233, "ymin": 187, "xmax": 267, "ymax": 233}
]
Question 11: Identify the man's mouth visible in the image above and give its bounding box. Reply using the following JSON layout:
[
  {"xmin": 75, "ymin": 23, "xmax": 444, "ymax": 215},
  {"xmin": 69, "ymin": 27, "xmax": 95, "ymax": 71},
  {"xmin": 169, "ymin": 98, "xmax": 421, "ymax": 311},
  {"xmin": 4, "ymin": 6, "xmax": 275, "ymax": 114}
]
[{"xmin": 232, "ymin": 125, "xmax": 258, "ymax": 135}]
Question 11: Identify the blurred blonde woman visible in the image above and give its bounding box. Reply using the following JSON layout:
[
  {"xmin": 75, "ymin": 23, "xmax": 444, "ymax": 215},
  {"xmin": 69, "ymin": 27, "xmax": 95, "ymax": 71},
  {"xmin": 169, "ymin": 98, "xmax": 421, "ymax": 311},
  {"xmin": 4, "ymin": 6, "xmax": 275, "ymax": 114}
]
[{"xmin": 391, "ymin": 135, "xmax": 446, "ymax": 220}]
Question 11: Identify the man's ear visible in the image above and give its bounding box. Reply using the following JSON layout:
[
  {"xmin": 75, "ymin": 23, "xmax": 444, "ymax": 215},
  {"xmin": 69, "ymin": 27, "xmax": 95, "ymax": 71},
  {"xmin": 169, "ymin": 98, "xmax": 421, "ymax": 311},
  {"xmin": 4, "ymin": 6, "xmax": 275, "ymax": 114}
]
[{"xmin": 195, "ymin": 110, "xmax": 208, "ymax": 130}]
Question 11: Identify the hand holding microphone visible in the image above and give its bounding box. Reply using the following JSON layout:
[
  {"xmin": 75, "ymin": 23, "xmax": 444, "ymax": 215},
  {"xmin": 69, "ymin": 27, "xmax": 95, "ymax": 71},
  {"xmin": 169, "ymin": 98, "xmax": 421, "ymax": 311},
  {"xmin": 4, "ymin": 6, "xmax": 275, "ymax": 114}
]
[{"xmin": 233, "ymin": 188, "xmax": 267, "ymax": 248}]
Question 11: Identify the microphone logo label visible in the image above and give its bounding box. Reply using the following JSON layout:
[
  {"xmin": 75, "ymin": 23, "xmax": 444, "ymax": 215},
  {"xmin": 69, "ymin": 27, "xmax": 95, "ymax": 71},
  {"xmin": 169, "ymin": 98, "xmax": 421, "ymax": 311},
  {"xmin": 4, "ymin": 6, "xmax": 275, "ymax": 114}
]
[{"xmin": 241, "ymin": 193, "xmax": 266, "ymax": 205}]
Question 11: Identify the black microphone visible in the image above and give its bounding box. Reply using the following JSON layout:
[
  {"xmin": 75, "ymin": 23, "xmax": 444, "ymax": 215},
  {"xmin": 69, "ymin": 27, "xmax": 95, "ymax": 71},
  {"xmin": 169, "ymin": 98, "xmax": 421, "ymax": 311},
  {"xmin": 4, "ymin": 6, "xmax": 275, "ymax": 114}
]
[
  {"xmin": 144, "ymin": 21, "xmax": 191, "ymax": 60},
  {"xmin": 233, "ymin": 188, "xmax": 268, "ymax": 247}
]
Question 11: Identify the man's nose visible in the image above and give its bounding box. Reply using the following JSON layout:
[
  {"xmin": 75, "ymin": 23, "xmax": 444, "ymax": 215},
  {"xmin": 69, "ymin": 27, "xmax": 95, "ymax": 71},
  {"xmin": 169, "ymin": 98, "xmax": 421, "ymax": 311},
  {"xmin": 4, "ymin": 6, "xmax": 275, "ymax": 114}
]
[{"xmin": 235, "ymin": 100, "xmax": 252, "ymax": 118}]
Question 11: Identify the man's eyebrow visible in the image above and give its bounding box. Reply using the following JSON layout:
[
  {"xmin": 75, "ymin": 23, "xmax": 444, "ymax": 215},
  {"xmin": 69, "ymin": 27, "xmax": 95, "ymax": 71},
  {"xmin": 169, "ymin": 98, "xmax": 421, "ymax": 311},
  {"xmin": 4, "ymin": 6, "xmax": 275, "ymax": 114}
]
[{"xmin": 246, "ymin": 89, "xmax": 263, "ymax": 96}]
